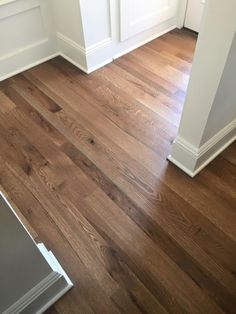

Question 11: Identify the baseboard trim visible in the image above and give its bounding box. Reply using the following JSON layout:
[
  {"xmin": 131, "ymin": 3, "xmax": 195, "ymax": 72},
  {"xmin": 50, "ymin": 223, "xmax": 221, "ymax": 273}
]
[
  {"xmin": 86, "ymin": 58, "xmax": 113, "ymax": 74},
  {"xmin": 167, "ymin": 154, "xmax": 196, "ymax": 177},
  {"xmin": 56, "ymin": 32, "xmax": 113, "ymax": 74},
  {"xmin": 56, "ymin": 32, "xmax": 112, "ymax": 57},
  {"xmin": 3, "ymin": 243, "xmax": 73, "ymax": 314},
  {"xmin": 0, "ymin": 52, "xmax": 59, "ymax": 82},
  {"xmin": 60, "ymin": 52, "xmax": 113, "ymax": 75},
  {"xmin": 0, "ymin": 39, "xmax": 49, "ymax": 62},
  {"xmin": 113, "ymin": 25, "xmax": 176, "ymax": 60},
  {"xmin": 198, "ymin": 119, "xmax": 236, "ymax": 157},
  {"xmin": 56, "ymin": 32, "xmax": 85, "ymax": 54},
  {"xmin": 56, "ymin": 32, "xmax": 87, "ymax": 72},
  {"xmin": 168, "ymin": 119, "xmax": 236, "ymax": 177},
  {"xmin": 57, "ymin": 27, "xmax": 177, "ymax": 74},
  {"xmin": 1, "ymin": 26, "xmax": 177, "ymax": 80}
]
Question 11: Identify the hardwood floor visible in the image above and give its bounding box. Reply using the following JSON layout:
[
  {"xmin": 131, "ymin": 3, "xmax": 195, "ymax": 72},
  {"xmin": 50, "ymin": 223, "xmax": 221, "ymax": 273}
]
[{"xmin": 0, "ymin": 28, "xmax": 236, "ymax": 313}]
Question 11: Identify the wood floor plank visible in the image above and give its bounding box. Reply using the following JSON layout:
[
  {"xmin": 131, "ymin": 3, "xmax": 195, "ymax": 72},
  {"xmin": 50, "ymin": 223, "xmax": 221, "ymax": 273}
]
[
  {"xmin": 83, "ymin": 189, "xmax": 224, "ymax": 314},
  {"xmin": 60, "ymin": 141, "xmax": 236, "ymax": 282},
  {"xmin": 0, "ymin": 166, "xmax": 112, "ymax": 314},
  {"xmin": 130, "ymin": 48, "xmax": 190, "ymax": 91},
  {"xmin": 1, "ymin": 92, "xmax": 235, "ymax": 313},
  {"xmin": 0, "ymin": 29, "xmax": 235, "ymax": 313},
  {"xmin": 0, "ymin": 116, "xmax": 167, "ymax": 314},
  {"xmin": 221, "ymin": 142, "xmax": 236, "ymax": 166},
  {"xmin": 19, "ymin": 68, "xmax": 169, "ymax": 177},
  {"xmin": 26, "ymin": 63, "xmax": 175, "ymax": 158},
  {"xmin": 0, "ymin": 90, "xmax": 16, "ymax": 113}
]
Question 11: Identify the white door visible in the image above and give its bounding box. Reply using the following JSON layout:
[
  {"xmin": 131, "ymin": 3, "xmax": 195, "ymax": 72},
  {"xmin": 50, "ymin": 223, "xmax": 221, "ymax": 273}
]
[
  {"xmin": 184, "ymin": 0, "xmax": 206, "ymax": 32},
  {"xmin": 120, "ymin": 0, "xmax": 179, "ymax": 41}
]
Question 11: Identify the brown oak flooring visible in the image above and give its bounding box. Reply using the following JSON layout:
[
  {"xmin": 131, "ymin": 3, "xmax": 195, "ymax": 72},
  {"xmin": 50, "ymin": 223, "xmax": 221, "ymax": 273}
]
[{"xmin": 0, "ymin": 29, "xmax": 235, "ymax": 314}]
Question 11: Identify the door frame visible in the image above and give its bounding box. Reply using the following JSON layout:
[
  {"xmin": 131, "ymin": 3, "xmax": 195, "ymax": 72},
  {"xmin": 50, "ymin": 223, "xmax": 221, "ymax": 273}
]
[
  {"xmin": 177, "ymin": 0, "xmax": 206, "ymax": 29},
  {"xmin": 177, "ymin": 0, "xmax": 188, "ymax": 28}
]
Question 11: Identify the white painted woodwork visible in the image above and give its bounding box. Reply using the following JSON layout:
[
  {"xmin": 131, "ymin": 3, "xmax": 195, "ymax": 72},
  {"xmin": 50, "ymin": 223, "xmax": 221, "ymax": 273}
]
[
  {"xmin": 0, "ymin": 192, "xmax": 72, "ymax": 313},
  {"xmin": 120, "ymin": 0, "xmax": 179, "ymax": 40},
  {"xmin": 184, "ymin": 0, "xmax": 206, "ymax": 32},
  {"xmin": 50, "ymin": 0, "xmax": 178, "ymax": 72},
  {"xmin": 0, "ymin": 0, "xmax": 180, "ymax": 78},
  {"xmin": 169, "ymin": 0, "xmax": 236, "ymax": 176},
  {"xmin": 0, "ymin": 0, "xmax": 57, "ymax": 81}
]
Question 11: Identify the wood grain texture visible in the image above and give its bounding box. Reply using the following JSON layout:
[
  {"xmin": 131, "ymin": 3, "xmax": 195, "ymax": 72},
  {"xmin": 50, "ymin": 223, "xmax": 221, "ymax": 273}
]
[{"xmin": 0, "ymin": 29, "xmax": 235, "ymax": 314}]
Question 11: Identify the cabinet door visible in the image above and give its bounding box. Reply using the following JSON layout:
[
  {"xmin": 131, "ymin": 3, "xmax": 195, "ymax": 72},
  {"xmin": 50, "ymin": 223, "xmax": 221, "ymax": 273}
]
[
  {"xmin": 184, "ymin": 0, "xmax": 206, "ymax": 32},
  {"xmin": 120, "ymin": 0, "xmax": 178, "ymax": 41}
]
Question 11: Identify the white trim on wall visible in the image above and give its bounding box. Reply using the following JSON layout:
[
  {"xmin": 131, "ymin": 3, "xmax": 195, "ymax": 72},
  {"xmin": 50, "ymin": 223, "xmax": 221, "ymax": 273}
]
[
  {"xmin": 3, "ymin": 243, "xmax": 73, "ymax": 314},
  {"xmin": 0, "ymin": 35, "xmax": 58, "ymax": 81},
  {"xmin": 113, "ymin": 25, "xmax": 176, "ymax": 60},
  {"xmin": 0, "ymin": 38, "xmax": 48, "ymax": 61},
  {"xmin": 0, "ymin": 0, "xmax": 58, "ymax": 80},
  {"xmin": 0, "ymin": 0, "xmax": 39, "ymax": 19},
  {"xmin": 0, "ymin": 52, "xmax": 59, "ymax": 82},
  {"xmin": 57, "ymin": 33, "xmax": 113, "ymax": 57},
  {"xmin": 168, "ymin": 119, "xmax": 236, "ymax": 177},
  {"xmin": 56, "ymin": 32, "xmax": 84, "ymax": 55},
  {"xmin": 0, "ymin": 0, "xmax": 18, "ymax": 6},
  {"xmin": 56, "ymin": 32, "xmax": 113, "ymax": 74}
]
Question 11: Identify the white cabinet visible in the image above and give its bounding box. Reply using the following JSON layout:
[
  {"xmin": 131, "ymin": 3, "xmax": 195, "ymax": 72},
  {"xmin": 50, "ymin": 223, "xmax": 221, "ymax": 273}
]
[{"xmin": 120, "ymin": 0, "xmax": 179, "ymax": 40}]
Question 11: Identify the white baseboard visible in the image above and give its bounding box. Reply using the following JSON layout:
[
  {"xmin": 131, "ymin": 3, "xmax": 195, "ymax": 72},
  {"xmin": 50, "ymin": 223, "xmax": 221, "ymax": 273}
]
[
  {"xmin": 168, "ymin": 155, "xmax": 196, "ymax": 177},
  {"xmin": 0, "ymin": 36, "xmax": 58, "ymax": 81},
  {"xmin": 56, "ymin": 32, "xmax": 113, "ymax": 74},
  {"xmin": 113, "ymin": 25, "xmax": 177, "ymax": 60},
  {"xmin": 168, "ymin": 119, "xmax": 236, "ymax": 177},
  {"xmin": 0, "ymin": 31, "xmax": 101, "ymax": 80},
  {"xmin": 0, "ymin": 52, "xmax": 59, "ymax": 82},
  {"xmin": 3, "ymin": 243, "xmax": 73, "ymax": 314},
  {"xmin": 59, "ymin": 52, "xmax": 113, "ymax": 75},
  {"xmin": 56, "ymin": 25, "xmax": 176, "ymax": 74},
  {"xmin": 86, "ymin": 58, "xmax": 113, "ymax": 74},
  {"xmin": 56, "ymin": 32, "xmax": 88, "ymax": 72},
  {"xmin": 1, "ymin": 25, "xmax": 177, "ymax": 80}
]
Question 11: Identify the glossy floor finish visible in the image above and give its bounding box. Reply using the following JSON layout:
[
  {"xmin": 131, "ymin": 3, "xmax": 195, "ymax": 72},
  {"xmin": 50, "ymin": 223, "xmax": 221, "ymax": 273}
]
[{"xmin": 0, "ymin": 29, "xmax": 236, "ymax": 313}]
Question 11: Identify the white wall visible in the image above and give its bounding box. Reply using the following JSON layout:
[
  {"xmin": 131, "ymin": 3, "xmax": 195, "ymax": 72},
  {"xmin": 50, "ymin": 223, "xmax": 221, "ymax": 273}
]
[
  {"xmin": 169, "ymin": 0, "xmax": 236, "ymax": 177},
  {"xmin": 80, "ymin": 0, "xmax": 111, "ymax": 47},
  {"xmin": 51, "ymin": 0, "xmax": 85, "ymax": 45},
  {"xmin": 201, "ymin": 32, "xmax": 236, "ymax": 144},
  {"xmin": 50, "ymin": 0, "xmax": 88, "ymax": 71},
  {"xmin": 0, "ymin": 0, "xmax": 57, "ymax": 81}
]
